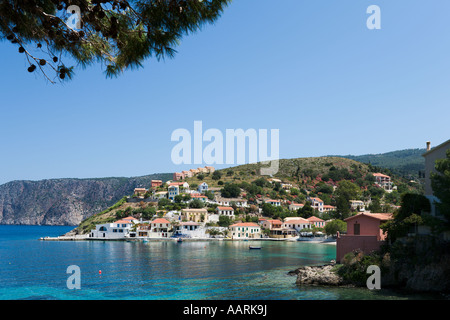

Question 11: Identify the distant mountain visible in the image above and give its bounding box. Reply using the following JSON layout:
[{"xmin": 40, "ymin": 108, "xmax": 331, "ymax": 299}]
[
  {"xmin": 0, "ymin": 173, "xmax": 172, "ymax": 225},
  {"xmin": 332, "ymin": 149, "xmax": 426, "ymax": 179}
]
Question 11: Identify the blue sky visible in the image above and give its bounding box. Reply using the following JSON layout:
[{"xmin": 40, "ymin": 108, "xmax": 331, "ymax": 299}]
[{"xmin": 1, "ymin": 0, "xmax": 449, "ymax": 184}]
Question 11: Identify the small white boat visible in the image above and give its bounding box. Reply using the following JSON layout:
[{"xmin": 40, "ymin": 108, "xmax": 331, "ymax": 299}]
[{"xmin": 249, "ymin": 246, "xmax": 262, "ymax": 250}]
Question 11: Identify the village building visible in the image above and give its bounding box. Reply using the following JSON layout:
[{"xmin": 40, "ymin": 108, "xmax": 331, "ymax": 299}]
[
  {"xmin": 89, "ymin": 217, "xmax": 139, "ymax": 239},
  {"xmin": 198, "ymin": 182, "xmax": 209, "ymax": 193},
  {"xmin": 373, "ymin": 173, "xmax": 393, "ymax": 192},
  {"xmin": 350, "ymin": 200, "xmax": 366, "ymax": 212},
  {"xmin": 266, "ymin": 199, "xmax": 281, "ymax": 206},
  {"xmin": 151, "ymin": 180, "xmax": 163, "ymax": 188},
  {"xmin": 216, "ymin": 206, "xmax": 235, "ymax": 218},
  {"xmin": 336, "ymin": 213, "xmax": 393, "ymax": 263},
  {"xmin": 289, "ymin": 203, "xmax": 304, "ymax": 211},
  {"xmin": 307, "ymin": 216, "xmax": 326, "ymax": 228},
  {"xmin": 307, "ymin": 197, "xmax": 324, "ymax": 213},
  {"xmin": 229, "ymin": 222, "xmax": 262, "ymax": 239},
  {"xmin": 282, "ymin": 218, "xmax": 311, "ymax": 232},
  {"xmin": 261, "ymin": 219, "xmax": 282, "ymax": 230},
  {"xmin": 168, "ymin": 185, "xmax": 179, "ymax": 201},
  {"xmin": 181, "ymin": 208, "xmax": 209, "ymax": 223},
  {"xmin": 215, "ymin": 196, "xmax": 248, "ymax": 208},
  {"xmin": 133, "ymin": 188, "xmax": 147, "ymax": 197}
]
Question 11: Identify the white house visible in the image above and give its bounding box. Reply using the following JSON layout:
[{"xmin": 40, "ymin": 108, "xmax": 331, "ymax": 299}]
[
  {"xmin": 350, "ymin": 200, "xmax": 365, "ymax": 211},
  {"xmin": 307, "ymin": 197, "xmax": 324, "ymax": 213},
  {"xmin": 373, "ymin": 173, "xmax": 393, "ymax": 192},
  {"xmin": 215, "ymin": 196, "xmax": 248, "ymax": 208},
  {"xmin": 266, "ymin": 199, "xmax": 281, "ymax": 206},
  {"xmin": 216, "ymin": 206, "xmax": 235, "ymax": 218},
  {"xmin": 289, "ymin": 203, "xmax": 304, "ymax": 211},
  {"xmin": 229, "ymin": 222, "xmax": 262, "ymax": 239},
  {"xmin": 173, "ymin": 222, "xmax": 207, "ymax": 238},
  {"xmin": 282, "ymin": 218, "xmax": 311, "ymax": 232},
  {"xmin": 168, "ymin": 185, "xmax": 179, "ymax": 200},
  {"xmin": 89, "ymin": 216, "xmax": 138, "ymax": 239},
  {"xmin": 198, "ymin": 182, "xmax": 208, "ymax": 193}
]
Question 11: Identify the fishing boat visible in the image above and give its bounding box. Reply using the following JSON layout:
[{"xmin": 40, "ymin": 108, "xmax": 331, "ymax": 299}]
[
  {"xmin": 249, "ymin": 246, "xmax": 261, "ymax": 250},
  {"xmin": 177, "ymin": 237, "xmax": 183, "ymax": 243}
]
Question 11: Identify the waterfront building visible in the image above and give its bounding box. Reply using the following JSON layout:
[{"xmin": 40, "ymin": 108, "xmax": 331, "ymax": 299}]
[
  {"xmin": 282, "ymin": 218, "xmax": 311, "ymax": 232},
  {"xmin": 307, "ymin": 216, "xmax": 326, "ymax": 228},
  {"xmin": 89, "ymin": 217, "xmax": 139, "ymax": 239},
  {"xmin": 229, "ymin": 222, "xmax": 262, "ymax": 239},
  {"xmin": 336, "ymin": 213, "xmax": 393, "ymax": 263}
]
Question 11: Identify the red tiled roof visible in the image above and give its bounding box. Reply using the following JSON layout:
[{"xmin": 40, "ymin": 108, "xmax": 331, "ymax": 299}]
[
  {"xmin": 230, "ymin": 222, "xmax": 260, "ymax": 227},
  {"xmin": 307, "ymin": 216, "xmax": 325, "ymax": 222},
  {"xmin": 283, "ymin": 218, "xmax": 310, "ymax": 224},
  {"xmin": 151, "ymin": 218, "xmax": 171, "ymax": 224},
  {"xmin": 344, "ymin": 213, "xmax": 393, "ymax": 222},
  {"xmin": 114, "ymin": 220, "xmax": 133, "ymax": 224},
  {"xmin": 217, "ymin": 206, "xmax": 234, "ymax": 210},
  {"xmin": 373, "ymin": 173, "xmax": 390, "ymax": 178}
]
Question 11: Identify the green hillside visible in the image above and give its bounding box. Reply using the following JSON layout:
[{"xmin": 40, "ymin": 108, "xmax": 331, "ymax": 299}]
[{"xmin": 332, "ymin": 149, "xmax": 426, "ymax": 179}]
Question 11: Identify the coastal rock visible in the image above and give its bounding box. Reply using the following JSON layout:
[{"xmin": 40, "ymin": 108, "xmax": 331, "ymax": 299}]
[{"xmin": 293, "ymin": 264, "xmax": 345, "ymax": 287}]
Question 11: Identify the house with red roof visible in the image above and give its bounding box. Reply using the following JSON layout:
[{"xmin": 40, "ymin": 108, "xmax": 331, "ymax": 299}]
[
  {"xmin": 261, "ymin": 219, "xmax": 282, "ymax": 230},
  {"xmin": 216, "ymin": 206, "xmax": 235, "ymax": 218},
  {"xmin": 307, "ymin": 197, "xmax": 324, "ymax": 212},
  {"xmin": 336, "ymin": 213, "xmax": 393, "ymax": 262},
  {"xmin": 266, "ymin": 199, "xmax": 281, "ymax": 206},
  {"xmin": 373, "ymin": 173, "xmax": 393, "ymax": 192},
  {"xmin": 307, "ymin": 216, "xmax": 326, "ymax": 228},
  {"xmin": 229, "ymin": 222, "xmax": 262, "ymax": 239}
]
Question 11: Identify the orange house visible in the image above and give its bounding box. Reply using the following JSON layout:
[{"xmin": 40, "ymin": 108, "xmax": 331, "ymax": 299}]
[{"xmin": 336, "ymin": 213, "xmax": 392, "ymax": 262}]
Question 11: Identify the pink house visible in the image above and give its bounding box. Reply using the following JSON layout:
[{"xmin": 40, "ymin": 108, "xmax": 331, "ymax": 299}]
[
  {"xmin": 173, "ymin": 172, "xmax": 183, "ymax": 181},
  {"xmin": 336, "ymin": 213, "xmax": 393, "ymax": 263}
]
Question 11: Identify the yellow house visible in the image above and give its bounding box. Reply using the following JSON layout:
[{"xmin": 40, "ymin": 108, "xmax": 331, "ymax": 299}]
[{"xmin": 181, "ymin": 208, "xmax": 208, "ymax": 223}]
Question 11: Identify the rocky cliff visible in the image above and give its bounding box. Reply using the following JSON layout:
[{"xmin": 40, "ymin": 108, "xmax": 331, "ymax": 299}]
[{"xmin": 0, "ymin": 174, "xmax": 172, "ymax": 226}]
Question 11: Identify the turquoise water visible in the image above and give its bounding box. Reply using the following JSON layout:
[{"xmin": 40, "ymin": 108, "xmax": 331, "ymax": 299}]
[{"xmin": 0, "ymin": 225, "xmax": 438, "ymax": 300}]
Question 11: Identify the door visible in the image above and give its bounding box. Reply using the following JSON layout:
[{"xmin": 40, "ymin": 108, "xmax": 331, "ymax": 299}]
[{"xmin": 354, "ymin": 223, "xmax": 360, "ymax": 235}]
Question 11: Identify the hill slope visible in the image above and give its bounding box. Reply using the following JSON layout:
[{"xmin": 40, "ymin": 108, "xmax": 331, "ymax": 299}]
[
  {"xmin": 0, "ymin": 173, "xmax": 172, "ymax": 225},
  {"xmin": 332, "ymin": 149, "xmax": 426, "ymax": 179}
]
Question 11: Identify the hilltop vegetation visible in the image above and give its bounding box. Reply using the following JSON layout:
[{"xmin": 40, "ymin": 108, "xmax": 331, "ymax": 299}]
[{"xmin": 333, "ymin": 149, "xmax": 426, "ymax": 179}]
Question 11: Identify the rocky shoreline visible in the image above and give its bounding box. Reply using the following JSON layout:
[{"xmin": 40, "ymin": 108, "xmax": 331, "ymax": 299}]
[{"xmin": 288, "ymin": 262, "xmax": 352, "ymax": 287}]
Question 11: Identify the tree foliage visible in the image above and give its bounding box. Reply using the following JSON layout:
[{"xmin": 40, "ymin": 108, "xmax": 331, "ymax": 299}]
[
  {"xmin": 431, "ymin": 149, "xmax": 450, "ymax": 228},
  {"xmin": 0, "ymin": 0, "xmax": 231, "ymax": 82}
]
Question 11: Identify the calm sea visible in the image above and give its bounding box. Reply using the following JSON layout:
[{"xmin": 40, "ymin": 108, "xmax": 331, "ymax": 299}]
[{"xmin": 0, "ymin": 225, "xmax": 439, "ymax": 300}]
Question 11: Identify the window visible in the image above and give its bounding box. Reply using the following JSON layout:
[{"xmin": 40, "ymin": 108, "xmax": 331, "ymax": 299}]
[{"xmin": 354, "ymin": 223, "xmax": 360, "ymax": 235}]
